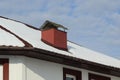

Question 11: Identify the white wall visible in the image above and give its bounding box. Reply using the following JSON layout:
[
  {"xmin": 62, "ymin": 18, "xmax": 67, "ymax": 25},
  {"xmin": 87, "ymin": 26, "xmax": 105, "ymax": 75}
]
[
  {"xmin": 25, "ymin": 57, "xmax": 63, "ymax": 80},
  {"xmin": 0, "ymin": 55, "xmax": 25, "ymax": 80},
  {"xmin": 24, "ymin": 57, "xmax": 120, "ymax": 80},
  {"xmin": 0, "ymin": 64, "xmax": 3, "ymax": 80},
  {"xmin": 0, "ymin": 56, "xmax": 120, "ymax": 80}
]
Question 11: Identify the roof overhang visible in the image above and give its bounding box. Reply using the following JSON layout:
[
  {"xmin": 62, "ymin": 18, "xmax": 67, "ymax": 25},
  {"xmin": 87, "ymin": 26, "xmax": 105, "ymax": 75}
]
[{"xmin": 0, "ymin": 47, "xmax": 120, "ymax": 77}]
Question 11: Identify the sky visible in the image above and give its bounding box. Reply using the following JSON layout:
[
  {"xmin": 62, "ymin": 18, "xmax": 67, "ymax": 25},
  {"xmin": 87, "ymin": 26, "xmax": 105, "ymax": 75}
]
[{"xmin": 0, "ymin": 0, "xmax": 120, "ymax": 59}]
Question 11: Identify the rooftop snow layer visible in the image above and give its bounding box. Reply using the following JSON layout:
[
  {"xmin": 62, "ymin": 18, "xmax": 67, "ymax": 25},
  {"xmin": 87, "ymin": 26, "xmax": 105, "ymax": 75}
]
[
  {"xmin": 0, "ymin": 17, "xmax": 120, "ymax": 69},
  {"xmin": 0, "ymin": 27, "xmax": 24, "ymax": 47}
]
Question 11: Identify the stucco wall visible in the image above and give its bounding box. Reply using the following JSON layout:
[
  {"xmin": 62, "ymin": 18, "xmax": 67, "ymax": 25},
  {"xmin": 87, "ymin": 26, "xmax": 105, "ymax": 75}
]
[{"xmin": 0, "ymin": 56, "xmax": 120, "ymax": 80}]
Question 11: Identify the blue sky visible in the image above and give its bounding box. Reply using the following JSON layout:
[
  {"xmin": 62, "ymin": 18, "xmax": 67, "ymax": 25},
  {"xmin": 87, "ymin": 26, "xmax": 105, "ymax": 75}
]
[{"xmin": 0, "ymin": 0, "xmax": 120, "ymax": 59}]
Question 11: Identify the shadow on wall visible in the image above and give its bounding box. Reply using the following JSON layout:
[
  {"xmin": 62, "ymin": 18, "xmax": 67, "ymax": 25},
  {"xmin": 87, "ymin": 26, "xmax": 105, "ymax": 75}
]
[{"xmin": 25, "ymin": 57, "xmax": 63, "ymax": 80}]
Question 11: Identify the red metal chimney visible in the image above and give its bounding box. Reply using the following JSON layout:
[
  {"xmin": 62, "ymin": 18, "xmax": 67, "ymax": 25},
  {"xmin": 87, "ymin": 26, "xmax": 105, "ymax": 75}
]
[{"xmin": 40, "ymin": 20, "xmax": 68, "ymax": 51}]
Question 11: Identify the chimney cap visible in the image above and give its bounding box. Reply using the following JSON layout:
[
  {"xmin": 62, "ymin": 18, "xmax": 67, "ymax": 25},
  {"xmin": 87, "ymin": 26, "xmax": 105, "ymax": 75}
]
[{"xmin": 40, "ymin": 20, "xmax": 68, "ymax": 31}]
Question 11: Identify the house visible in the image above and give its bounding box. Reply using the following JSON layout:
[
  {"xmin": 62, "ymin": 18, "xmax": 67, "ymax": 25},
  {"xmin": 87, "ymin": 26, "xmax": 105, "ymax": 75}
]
[{"xmin": 0, "ymin": 16, "xmax": 120, "ymax": 80}]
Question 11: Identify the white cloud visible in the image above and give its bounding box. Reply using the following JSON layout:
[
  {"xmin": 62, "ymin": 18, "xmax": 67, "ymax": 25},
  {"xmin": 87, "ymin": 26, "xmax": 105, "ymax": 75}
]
[
  {"xmin": 0, "ymin": 0, "xmax": 120, "ymax": 59},
  {"xmin": 74, "ymin": 0, "xmax": 120, "ymax": 16}
]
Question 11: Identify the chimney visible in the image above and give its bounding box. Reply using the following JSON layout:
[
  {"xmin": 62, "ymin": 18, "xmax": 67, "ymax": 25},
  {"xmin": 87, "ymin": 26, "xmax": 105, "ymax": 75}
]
[{"xmin": 40, "ymin": 20, "xmax": 68, "ymax": 51}]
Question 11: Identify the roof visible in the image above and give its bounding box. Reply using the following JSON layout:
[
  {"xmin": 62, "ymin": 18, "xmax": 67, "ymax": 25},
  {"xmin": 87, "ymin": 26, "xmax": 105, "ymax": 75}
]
[{"xmin": 0, "ymin": 16, "xmax": 120, "ymax": 76}]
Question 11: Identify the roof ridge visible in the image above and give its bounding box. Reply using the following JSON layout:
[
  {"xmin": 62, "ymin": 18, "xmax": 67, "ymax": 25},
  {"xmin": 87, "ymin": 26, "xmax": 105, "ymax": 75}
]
[
  {"xmin": 0, "ymin": 25, "xmax": 33, "ymax": 47},
  {"xmin": 68, "ymin": 40, "xmax": 84, "ymax": 47},
  {"xmin": 0, "ymin": 16, "xmax": 40, "ymax": 30}
]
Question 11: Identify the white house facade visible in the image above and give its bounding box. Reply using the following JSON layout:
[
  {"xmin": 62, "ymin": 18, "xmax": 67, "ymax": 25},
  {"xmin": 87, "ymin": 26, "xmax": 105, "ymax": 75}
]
[
  {"xmin": 0, "ymin": 16, "xmax": 120, "ymax": 80},
  {"xmin": 0, "ymin": 56, "xmax": 120, "ymax": 80}
]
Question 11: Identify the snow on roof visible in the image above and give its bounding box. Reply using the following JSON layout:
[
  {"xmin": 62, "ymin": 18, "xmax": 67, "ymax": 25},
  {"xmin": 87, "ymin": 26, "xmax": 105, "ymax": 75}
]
[
  {"xmin": 0, "ymin": 16, "xmax": 120, "ymax": 69},
  {"xmin": 0, "ymin": 27, "xmax": 24, "ymax": 47}
]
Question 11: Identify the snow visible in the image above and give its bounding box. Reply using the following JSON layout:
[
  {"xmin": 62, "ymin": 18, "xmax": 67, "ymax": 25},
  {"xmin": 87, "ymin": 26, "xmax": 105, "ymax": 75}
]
[
  {"xmin": 0, "ymin": 28, "xmax": 24, "ymax": 47},
  {"xmin": 0, "ymin": 17, "xmax": 120, "ymax": 69},
  {"xmin": 68, "ymin": 42, "xmax": 120, "ymax": 68}
]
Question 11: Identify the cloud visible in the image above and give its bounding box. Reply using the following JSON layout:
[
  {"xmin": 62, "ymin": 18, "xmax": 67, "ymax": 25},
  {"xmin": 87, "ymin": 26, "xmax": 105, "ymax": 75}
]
[
  {"xmin": 0, "ymin": 0, "xmax": 120, "ymax": 59},
  {"xmin": 74, "ymin": 0, "xmax": 120, "ymax": 16}
]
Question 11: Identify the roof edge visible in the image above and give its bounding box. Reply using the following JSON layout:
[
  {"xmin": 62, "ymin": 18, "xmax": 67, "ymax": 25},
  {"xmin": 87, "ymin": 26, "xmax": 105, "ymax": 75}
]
[
  {"xmin": 0, "ymin": 47, "xmax": 120, "ymax": 77},
  {"xmin": 0, "ymin": 16, "xmax": 40, "ymax": 30}
]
